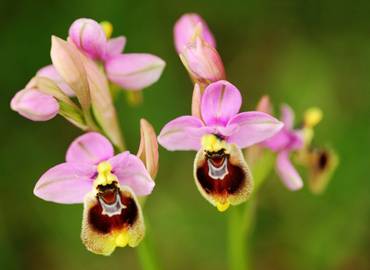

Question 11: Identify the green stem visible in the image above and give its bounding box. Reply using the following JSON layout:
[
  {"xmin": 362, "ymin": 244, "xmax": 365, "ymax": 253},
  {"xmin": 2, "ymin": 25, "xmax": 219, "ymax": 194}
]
[
  {"xmin": 227, "ymin": 148, "xmax": 275, "ymax": 270},
  {"xmin": 136, "ymin": 221, "xmax": 160, "ymax": 270},
  {"xmin": 227, "ymin": 199, "xmax": 256, "ymax": 270}
]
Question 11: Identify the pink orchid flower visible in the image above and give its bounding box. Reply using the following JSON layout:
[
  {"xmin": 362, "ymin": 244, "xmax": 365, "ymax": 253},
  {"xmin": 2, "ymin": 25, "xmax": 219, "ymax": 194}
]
[
  {"xmin": 158, "ymin": 80, "xmax": 283, "ymax": 211},
  {"xmin": 68, "ymin": 18, "xmax": 166, "ymax": 91},
  {"xmin": 262, "ymin": 104, "xmax": 305, "ymax": 190},
  {"xmin": 34, "ymin": 132, "xmax": 155, "ymax": 255}
]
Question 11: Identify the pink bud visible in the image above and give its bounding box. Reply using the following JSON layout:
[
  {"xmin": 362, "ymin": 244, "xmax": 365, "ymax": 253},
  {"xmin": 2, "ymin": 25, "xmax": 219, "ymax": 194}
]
[
  {"xmin": 180, "ymin": 37, "xmax": 225, "ymax": 84},
  {"xmin": 10, "ymin": 89, "xmax": 59, "ymax": 121},
  {"xmin": 68, "ymin": 18, "xmax": 107, "ymax": 60},
  {"xmin": 174, "ymin": 13, "xmax": 216, "ymax": 53}
]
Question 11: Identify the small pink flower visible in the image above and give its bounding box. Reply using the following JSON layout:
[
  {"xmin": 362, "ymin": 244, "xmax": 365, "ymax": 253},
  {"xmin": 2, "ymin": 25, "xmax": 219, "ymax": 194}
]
[
  {"xmin": 158, "ymin": 80, "xmax": 283, "ymax": 211},
  {"xmin": 34, "ymin": 132, "xmax": 155, "ymax": 255},
  {"xmin": 262, "ymin": 105, "xmax": 304, "ymax": 190},
  {"xmin": 174, "ymin": 13, "xmax": 216, "ymax": 53}
]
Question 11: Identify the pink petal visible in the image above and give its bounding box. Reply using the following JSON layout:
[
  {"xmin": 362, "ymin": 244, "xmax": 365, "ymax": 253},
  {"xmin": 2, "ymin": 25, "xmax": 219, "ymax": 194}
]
[
  {"xmin": 276, "ymin": 151, "xmax": 303, "ymax": 191},
  {"xmin": 68, "ymin": 18, "xmax": 106, "ymax": 60},
  {"xmin": 281, "ymin": 104, "xmax": 295, "ymax": 129},
  {"xmin": 105, "ymin": 53, "xmax": 166, "ymax": 90},
  {"xmin": 158, "ymin": 115, "xmax": 210, "ymax": 151},
  {"xmin": 263, "ymin": 129, "xmax": 304, "ymax": 152},
  {"xmin": 109, "ymin": 152, "xmax": 155, "ymax": 196},
  {"xmin": 34, "ymin": 162, "xmax": 96, "ymax": 204},
  {"xmin": 201, "ymin": 80, "xmax": 242, "ymax": 126},
  {"xmin": 226, "ymin": 111, "xmax": 284, "ymax": 148},
  {"xmin": 262, "ymin": 130, "xmax": 291, "ymax": 151},
  {"xmin": 37, "ymin": 65, "xmax": 75, "ymax": 96},
  {"xmin": 104, "ymin": 36, "xmax": 126, "ymax": 60},
  {"xmin": 180, "ymin": 38, "xmax": 225, "ymax": 83},
  {"xmin": 66, "ymin": 132, "xmax": 114, "ymax": 165},
  {"xmin": 10, "ymin": 88, "xmax": 59, "ymax": 121},
  {"xmin": 174, "ymin": 13, "xmax": 216, "ymax": 53}
]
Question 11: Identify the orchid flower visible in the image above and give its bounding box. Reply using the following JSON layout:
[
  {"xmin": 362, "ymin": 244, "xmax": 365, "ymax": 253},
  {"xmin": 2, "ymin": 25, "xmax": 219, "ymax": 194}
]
[
  {"xmin": 68, "ymin": 18, "xmax": 166, "ymax": 91},
  {"xmin": 174, "ymin": 14, "xmax": 225, "ymax": 86},
  {"xmin": 34, "ymin": 132, "xmax": 155, "ymax": 255},
  {"xmin": 261, "ymin": 103, "xmax": 305, "ymax": 191},
  {"xmin": 158, "ymin": 80, "xmax": 283, "ymax": 211}
]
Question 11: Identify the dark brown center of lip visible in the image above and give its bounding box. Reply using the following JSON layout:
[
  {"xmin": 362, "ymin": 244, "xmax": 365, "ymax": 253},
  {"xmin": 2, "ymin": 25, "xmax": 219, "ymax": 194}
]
[
  {"xmin": 196, "ymin": 151, "xmax": 245, "ymax": 196},
  {"xmin": 88, "ymin": 184, "xmax": 138, "ymax": 234},
  {"xmin": 318, "ymin": 151, "xmax": 329, "ymax": 170}
]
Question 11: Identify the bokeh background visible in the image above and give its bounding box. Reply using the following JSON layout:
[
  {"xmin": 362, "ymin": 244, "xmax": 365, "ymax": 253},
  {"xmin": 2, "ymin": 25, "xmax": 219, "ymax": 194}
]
[{"xmin": 1, "ymin": 0, "xmax": 369, "ymax": 269}]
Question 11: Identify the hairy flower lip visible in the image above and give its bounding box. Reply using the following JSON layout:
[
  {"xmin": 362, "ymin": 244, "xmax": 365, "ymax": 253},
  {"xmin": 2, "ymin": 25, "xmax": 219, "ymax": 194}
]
[
  {"xmin": 194, "ymin": 142, "xmax": 253, "ymax": 211},
  {"xmin": 82, "ymin": 185, "xmax": 145, "ymax": 255}
]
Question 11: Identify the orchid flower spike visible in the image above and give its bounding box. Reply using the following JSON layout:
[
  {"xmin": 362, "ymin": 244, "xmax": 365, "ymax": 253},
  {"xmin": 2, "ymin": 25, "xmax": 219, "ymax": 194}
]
[
  {"xmin": 68, "ymin": 18, "xmax": 166, "ymax": 91},
  {"xmin": 34, "ymin": 132, "xmax": 155, "ymax": 255},
  {"xmin": 158, "ymin": 80, "xmax": 283, "ymax": 211},
  {"xmin": 262, "ymin": 104, "xmax": 305, "ymax": 191}
]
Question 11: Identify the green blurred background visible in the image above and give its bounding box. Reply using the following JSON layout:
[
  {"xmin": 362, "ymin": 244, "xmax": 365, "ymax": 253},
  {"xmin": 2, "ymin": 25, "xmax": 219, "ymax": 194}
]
[{"xmin": 1, "ymin": 0, "xmax": 369, "ymax": 269}]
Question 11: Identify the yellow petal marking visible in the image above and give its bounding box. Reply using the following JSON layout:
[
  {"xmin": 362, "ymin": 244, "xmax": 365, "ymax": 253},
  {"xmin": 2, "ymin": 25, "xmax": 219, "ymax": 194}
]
[
  {"xmin": 94, "ymin": 161, "xmax": 118, "ymax": 187},
  {"xmin": 201, "ymin": 134, "xmax": 227, "ymax": 153}
]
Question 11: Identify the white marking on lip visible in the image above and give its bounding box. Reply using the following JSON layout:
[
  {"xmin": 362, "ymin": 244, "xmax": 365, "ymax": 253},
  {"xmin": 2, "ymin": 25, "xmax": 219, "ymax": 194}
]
[{"xmin": 207, "ymin": 157, "xmax": 229, "ymax": 180}]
